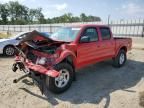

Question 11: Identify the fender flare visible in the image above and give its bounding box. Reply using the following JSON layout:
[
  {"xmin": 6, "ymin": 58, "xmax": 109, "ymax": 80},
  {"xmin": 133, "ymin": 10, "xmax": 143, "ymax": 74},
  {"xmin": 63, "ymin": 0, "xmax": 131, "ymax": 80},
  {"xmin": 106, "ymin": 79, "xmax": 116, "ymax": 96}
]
[
  {"xmin": 55, "ymin": 50, "xmax": 77, "ymax": 67},
  {"xmin": 115, "ymin": 46, "xmax": 127, "ymax": 57}
]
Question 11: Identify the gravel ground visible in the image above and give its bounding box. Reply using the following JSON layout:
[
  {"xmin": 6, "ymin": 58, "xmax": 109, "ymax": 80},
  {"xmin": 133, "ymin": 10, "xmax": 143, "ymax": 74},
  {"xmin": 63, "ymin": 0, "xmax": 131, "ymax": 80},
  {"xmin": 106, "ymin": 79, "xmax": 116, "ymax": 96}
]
[{"xmin": 0, "ymin": 49, "xmax": 144, "ymax": 108}]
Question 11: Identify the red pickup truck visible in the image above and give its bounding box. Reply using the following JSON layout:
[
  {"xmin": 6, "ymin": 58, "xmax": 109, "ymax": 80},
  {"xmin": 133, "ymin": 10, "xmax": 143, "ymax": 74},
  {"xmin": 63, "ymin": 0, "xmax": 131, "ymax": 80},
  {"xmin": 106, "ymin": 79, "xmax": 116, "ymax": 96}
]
[{"xmin": 12, "ymin": 24, "xmax": 132, "ymax": 93}]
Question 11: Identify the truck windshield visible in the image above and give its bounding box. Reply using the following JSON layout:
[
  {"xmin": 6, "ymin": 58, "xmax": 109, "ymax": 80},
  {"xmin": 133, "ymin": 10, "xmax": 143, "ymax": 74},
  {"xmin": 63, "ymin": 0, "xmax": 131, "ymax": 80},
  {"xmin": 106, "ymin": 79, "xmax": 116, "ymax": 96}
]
[{"xmin": 49, "ymin": 27, "xmax": 81, "ymax": 42}]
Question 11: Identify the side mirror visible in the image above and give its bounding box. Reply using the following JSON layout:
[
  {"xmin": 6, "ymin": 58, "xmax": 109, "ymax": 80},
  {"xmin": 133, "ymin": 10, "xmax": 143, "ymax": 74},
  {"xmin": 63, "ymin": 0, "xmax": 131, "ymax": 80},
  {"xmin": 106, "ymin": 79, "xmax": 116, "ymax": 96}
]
[{"xmin": 80, "ymin": 36, "xmax": 90, "ymax": 43}]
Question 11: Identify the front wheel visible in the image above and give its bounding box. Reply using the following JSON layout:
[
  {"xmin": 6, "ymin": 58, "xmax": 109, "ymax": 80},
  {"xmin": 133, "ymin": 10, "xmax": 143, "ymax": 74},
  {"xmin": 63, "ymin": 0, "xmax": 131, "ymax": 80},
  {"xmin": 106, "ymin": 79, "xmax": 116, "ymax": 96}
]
[
  {"xmin": 113, "ymin": 49, "xmax": 127, "ymax": 67},
  {"xmin": 45, "ymin": 62, "xmax": 74, "ymax": 94}
]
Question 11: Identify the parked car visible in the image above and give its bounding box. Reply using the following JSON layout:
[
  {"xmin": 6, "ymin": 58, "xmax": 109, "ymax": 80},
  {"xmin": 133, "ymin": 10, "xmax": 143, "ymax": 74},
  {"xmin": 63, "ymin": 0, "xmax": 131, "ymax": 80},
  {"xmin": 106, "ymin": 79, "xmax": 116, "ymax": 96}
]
[
  {"xmin": 12, "ymin": 24, "xmax": 132, "ymax": 94},
  {"xmin": 0, "ymin": 31, "xmax": 50, "ymax": 56}
]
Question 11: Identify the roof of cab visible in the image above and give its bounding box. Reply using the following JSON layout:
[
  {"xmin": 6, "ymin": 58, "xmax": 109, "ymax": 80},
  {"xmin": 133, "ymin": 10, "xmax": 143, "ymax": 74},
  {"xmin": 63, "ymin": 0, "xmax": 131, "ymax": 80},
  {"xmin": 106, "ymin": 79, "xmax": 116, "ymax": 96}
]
[{"xmin": 67, "ymin": 24, "xmax": 110, "ymax": 28}]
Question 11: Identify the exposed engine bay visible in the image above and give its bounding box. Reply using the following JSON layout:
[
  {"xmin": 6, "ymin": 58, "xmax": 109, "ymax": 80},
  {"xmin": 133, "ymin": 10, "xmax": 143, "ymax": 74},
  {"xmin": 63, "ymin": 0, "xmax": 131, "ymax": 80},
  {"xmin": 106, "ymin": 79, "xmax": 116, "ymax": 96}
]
[
  {"xmin": 12, "ymin": 30, "xmax": 69, "ymax": 83},
  {"xmin": 14, "ymin": 30, "xmax": 68, "ymax": 66}
]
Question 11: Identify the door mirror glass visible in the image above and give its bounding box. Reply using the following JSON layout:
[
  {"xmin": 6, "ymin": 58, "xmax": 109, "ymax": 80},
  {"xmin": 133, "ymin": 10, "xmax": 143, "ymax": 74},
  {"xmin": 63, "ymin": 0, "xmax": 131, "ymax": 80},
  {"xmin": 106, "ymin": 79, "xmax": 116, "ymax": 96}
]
[{"xmin": 80, "ymin": 36, "xmax": 90, "ymax": 43}]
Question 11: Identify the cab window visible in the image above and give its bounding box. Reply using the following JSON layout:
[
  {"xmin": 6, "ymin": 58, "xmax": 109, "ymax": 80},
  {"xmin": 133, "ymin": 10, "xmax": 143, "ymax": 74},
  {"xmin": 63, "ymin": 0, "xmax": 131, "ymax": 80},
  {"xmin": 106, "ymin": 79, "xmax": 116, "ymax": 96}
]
[
  {"xmin": 100, "ymin": 27, "xmax": 111, "ymax": 40},
  {"xmin": 80, "ymin": 27, "xmax": 98, "ymax": 43}
]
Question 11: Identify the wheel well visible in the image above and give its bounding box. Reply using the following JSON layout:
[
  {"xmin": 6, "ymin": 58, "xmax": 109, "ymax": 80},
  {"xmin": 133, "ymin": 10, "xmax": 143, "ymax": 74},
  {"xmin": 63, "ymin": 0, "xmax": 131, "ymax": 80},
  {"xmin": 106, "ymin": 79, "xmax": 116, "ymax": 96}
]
[
  {"xmin": 61, "ymin": 56, "xmax": 75, "ymax": 70},
  {"xmin": 62, "ymin": 56, "xmax": 76, "ymax": 80},
  {"xmin": 120, "ymin": 46, "xmax": 127, "ymax": 52},
  {"xmin": 3, "ymin": 45, "xmax": 15, "ymax": 52}
]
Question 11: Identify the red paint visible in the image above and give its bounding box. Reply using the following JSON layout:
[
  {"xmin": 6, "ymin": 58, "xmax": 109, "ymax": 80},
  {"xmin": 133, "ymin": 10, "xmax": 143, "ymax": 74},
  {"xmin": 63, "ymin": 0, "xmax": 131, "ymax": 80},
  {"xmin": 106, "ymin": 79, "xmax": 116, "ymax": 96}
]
[
  {"xmin": 55, "ymin": 25, "xmax": 132, "ymax": 69},
  {"xmin": 15, "ymin": 56, "xmax": 60, "ymax": 77},
  {"xmin": 15, "ymin": 25, "xmax": 132, "ymax": 77},
  {"xmin": 26, "ymin": 61, "xmax": 59, "ymax": 77}
]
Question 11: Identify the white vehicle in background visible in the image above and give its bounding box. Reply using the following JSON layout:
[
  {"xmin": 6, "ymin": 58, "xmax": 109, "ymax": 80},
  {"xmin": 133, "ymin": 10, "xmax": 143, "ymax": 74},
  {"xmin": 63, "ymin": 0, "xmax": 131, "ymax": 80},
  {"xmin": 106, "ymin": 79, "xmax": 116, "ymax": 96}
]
[{"xmin": 0, "ymin": 31, "xmax": 50, "ymax": 56}]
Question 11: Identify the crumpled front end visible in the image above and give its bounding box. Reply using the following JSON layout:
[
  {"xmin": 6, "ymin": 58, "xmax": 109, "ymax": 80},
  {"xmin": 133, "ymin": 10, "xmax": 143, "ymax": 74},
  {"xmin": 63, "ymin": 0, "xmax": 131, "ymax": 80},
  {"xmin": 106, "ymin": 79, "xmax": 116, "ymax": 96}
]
[
  {"xmin": 13, "ymin": 55, "xmax": 60, "ymax": 77},
  {"xmin": 12, "ymin": 30, "xmax": 67, "ymax": 79}
]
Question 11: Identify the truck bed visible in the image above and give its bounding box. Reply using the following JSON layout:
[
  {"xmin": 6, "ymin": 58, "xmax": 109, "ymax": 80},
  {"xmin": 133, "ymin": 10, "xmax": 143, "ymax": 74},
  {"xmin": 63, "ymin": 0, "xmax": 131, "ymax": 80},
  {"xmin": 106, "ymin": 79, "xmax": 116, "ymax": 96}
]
[
  {"xmin": 114, "ymin": 37, "xmax": 131, "ymax": 40},
  {"xmin": 114, "ymin": 37, "xmax": 132, "ymax": 52}
]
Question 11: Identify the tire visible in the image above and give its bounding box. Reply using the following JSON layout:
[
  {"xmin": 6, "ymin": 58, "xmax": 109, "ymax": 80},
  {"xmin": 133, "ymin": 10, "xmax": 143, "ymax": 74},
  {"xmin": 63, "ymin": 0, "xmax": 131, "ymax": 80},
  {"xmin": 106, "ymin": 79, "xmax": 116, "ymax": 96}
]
[
  {"xmin": 45, "ymin": 62, "xmax": 74, "ymax": 94},
  {"xmin": 113, "ymin": 49, "xmax": 127, "ymax": 68},
  {"xmin": 3, "ymin": 46, "xmax": 15, "ymax": 56}
]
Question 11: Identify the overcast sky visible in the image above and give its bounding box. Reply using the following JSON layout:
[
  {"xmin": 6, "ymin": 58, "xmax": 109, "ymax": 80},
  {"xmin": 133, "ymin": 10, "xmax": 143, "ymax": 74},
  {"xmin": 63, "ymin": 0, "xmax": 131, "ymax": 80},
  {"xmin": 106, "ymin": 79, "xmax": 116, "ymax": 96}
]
[{"xmin": 0, "ymin": 0, "xmax": 144, "ymax": 21}]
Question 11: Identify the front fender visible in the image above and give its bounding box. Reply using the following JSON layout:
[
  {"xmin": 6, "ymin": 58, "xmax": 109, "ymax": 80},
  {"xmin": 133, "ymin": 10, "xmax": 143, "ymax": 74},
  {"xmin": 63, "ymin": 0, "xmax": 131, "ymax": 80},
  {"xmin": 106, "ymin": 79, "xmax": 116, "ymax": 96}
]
[{"xmin": 55, "ymin": 50, "xmax": 76, "ymax": 66}]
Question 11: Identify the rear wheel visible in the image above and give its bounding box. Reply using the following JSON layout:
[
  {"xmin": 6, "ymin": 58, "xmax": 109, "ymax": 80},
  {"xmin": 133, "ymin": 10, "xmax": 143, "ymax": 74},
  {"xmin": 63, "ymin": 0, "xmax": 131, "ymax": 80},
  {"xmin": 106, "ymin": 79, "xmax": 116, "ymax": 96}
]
[
  {"xmin": 4, "ymin": 46, "xmax": 15, "ymax": 56},
  {"xmin": 113, "ymin": 49, "xmax": 127, "ymax": 67},
  {"xmin": 45, "ymin": 62, "xmax": 74, "ymax": 94}
]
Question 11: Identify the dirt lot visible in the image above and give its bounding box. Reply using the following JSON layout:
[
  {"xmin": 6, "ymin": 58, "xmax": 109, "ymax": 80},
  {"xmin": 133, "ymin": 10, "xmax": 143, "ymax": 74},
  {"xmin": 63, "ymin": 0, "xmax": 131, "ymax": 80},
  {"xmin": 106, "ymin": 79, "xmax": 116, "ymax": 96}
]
[{"xmin": 0, "ymin": 49, "xmax": 144, "ymax": 108}]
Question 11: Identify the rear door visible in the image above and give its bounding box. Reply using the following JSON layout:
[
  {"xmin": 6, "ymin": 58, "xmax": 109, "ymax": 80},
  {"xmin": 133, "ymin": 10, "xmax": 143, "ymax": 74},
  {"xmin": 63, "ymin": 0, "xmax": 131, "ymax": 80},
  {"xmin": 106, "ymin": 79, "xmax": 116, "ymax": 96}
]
[
  {"xmin": 98, "ymin": 27, "xmax": 115, "ymax": 58},
  {"xmin": 77, "ymin": 27, "xmax": 101, "ymax": 68}
]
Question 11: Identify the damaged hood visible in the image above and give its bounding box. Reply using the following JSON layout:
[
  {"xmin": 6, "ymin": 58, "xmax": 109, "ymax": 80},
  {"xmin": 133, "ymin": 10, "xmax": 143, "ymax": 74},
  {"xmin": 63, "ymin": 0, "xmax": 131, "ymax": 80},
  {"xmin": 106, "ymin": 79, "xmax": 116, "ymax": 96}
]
[
  {"xmin": 21, "ymin": 30, "xmax": 54, "ymax": 43},
  {"xmin": 17, "ymin": 30, "xmax": 68, "ymax": 51}
]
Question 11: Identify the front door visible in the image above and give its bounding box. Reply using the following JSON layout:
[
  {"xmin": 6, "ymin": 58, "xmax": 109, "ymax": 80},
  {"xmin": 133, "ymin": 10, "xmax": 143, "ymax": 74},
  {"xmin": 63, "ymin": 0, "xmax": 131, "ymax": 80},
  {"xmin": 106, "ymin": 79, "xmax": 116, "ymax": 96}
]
[{"xmin": 76, "ymin": 27, "xmax": 101, "ymax": 68}]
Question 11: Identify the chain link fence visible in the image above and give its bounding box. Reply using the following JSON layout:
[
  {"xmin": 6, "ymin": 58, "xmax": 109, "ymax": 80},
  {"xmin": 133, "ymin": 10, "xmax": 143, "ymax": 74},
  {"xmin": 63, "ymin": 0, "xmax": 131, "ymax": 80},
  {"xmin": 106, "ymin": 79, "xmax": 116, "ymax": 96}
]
[
  {"xmin": 0, "ymin": 19, "xmax": 144, "ymax": 37},
  {"xmin": 110, "ymin": 19, "xmax": 144, "ymax": 37}
]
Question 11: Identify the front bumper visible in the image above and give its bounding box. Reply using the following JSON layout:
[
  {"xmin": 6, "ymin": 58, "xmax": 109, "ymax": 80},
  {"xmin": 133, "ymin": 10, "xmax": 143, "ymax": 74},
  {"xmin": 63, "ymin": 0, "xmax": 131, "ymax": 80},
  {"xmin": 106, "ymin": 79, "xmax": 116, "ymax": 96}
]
[
  {"xmin": 25, "ymin": 61, "xmax": 59, "ymax": 77},
  {"xmin": 12, "ymin": 60, "xmax": 59, "ymax": 94},
  {"xmin": 13, "ymin": 57, "xmax": 59, "ymax": 78}
]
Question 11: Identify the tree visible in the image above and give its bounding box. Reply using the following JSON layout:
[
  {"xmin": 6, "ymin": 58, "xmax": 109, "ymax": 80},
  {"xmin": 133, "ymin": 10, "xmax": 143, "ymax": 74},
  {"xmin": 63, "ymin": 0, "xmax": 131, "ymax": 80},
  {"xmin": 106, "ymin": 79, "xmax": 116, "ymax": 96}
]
[
  {"xmin": 34, "ymin": 8, "xmax": 45, "ymax": 24},
  {"xmin": 0, "ymin": 1, "xmax": 102, "ymax": 25},
  {"xmin": 87, "ymin": 15, "xmax": 101, "ymax": 22},
  {"xmin": 28, "ymin": 8, "xmax": 45, "ymax": 24},
  {"xmin": 38, "ymin": 14, "xmax": 46, "ymax": 24},
  {"xmin": 80, "ymin": 13, "xmax": 101, "ymax": 22},
  {"xmin": 71, "ymin": 16, "xmax": 80, "ymax": 22},
  {"xmin": 8, "ymin": 1, "xmax": 29, "ymax": 24},
  {"xmin": 80, "ymin": 13, "xmax": 88, "ymax": 22},
  {"xmin": 28, "ymin": 9, "xmax": 37, "ymax": 23},
  {"xmin": 0, "ymin": 3, "xmax": 9, "ymax": 24}
]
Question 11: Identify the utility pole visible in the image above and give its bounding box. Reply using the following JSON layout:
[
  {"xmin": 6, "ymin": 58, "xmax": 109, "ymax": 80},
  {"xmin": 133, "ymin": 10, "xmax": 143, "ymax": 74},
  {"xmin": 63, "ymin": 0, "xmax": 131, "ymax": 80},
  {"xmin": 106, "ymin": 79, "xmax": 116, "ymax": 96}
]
[{"xmin": 108, "ymin": 14, "xmax": 111, "ymax": 26}]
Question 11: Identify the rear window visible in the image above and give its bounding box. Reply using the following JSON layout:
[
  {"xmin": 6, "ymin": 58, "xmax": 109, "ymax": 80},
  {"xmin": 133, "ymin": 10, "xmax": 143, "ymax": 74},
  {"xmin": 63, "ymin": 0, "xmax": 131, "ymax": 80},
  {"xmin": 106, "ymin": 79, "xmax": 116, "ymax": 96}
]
[{"xmin": 100, "ymin": 28, "xmax": 111, "ymax": 40}]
